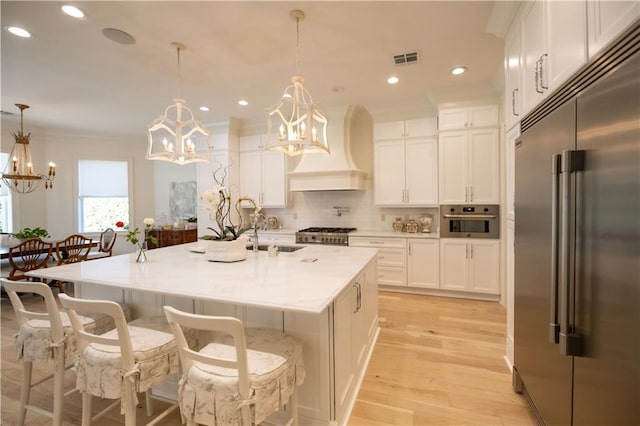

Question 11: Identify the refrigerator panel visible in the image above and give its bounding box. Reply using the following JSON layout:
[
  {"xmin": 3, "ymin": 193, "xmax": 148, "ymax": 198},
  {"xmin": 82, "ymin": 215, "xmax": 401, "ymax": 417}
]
[
  {"xmin": 514, "ymin": 101, "xmax": 576, "ymax": 425},
  {"xmin": 572, "ymin": 50, "xmax": 640, "ymax": 425}
]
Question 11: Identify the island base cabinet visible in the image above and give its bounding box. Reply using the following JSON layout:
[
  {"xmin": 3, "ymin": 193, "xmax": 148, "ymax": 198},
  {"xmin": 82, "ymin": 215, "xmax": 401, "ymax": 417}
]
[{"xmin": 284, "ymin": 258, "xmax": 378, "ymax": 425}]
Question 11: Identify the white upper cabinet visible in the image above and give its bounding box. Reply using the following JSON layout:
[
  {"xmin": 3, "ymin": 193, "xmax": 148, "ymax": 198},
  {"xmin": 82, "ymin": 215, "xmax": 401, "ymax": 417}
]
[
  {"xmin": 437, "ymin": 105, "xmax": 499, "ymax": 131},
  {"xmin": 504, "ymin": 20, "xmax": 522, "ymax": 131},
  {"xmin": 374, "ymin": 118, "xmax": 438, "ymax": 207},
  {"xmin": 438, "ymin": 105, "xmax": 499, "ymax": 205},
  {"xmin": 239, "ymin": 135, "xmax": 287, "ymax": 208},
  {"xmin": 587, "ymin": 0, "xmax": 640, "ymax": 58},
  {"xmin": 373, "ymin": 117, "xmax": 437, "ymax": 140},
  {"xmin": 519, "ymin": 0, "xmax": 587, "ymax": 116}
]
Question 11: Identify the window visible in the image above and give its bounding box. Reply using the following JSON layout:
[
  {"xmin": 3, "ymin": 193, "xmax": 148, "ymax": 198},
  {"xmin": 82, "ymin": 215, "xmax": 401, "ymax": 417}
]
[
  {"xmin": 78, "ymin": 160, "xmax": 129, "ymax": 232},
  {"xmin": 0, "ymin": 153, "xmax": 13, "ymax": 233}
]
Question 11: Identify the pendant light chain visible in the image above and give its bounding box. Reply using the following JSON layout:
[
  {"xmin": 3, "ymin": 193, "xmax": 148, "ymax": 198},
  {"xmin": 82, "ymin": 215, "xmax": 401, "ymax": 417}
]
[
  {"xmin": 176, "ymin": 45, "xmax": 182, "ymax": 99},
  {"xmin": 295, "ymin": 16, "xmax": 301, "ymax": 76}
]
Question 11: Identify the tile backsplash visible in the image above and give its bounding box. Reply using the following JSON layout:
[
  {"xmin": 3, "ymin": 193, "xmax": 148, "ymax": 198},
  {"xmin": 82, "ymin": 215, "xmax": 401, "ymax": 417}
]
[{"xmin": 260, "ymin": 188, "xmax": 439, "ymax": 233}]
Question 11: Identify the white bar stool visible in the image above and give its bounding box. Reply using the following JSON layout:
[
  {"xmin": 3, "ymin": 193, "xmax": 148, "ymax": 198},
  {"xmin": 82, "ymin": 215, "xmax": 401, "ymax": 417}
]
[
  {"xmin": 164, "ymin": 306, "xmax": 305, "ymax": 426},
  {"xmin": 59, "ymin": 294, "xmax": 190, "ymax": 426},
  {"xmin": 1, "ymin": 279, "xmax": 125, "ymax": 426}
]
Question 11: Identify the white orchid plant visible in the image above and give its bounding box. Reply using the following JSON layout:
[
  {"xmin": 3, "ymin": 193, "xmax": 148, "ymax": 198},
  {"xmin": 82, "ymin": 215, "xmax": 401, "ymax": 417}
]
[{"xmin": 200, "ymin": 163, "xmax": 261, "ymax": 241}]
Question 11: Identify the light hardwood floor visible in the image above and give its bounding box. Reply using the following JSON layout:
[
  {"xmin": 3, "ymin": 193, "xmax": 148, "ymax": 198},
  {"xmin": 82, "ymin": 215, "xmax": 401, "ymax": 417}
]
[{"xmin": 1, "ymin": 290, "xmax": 534, "ymax": 425}]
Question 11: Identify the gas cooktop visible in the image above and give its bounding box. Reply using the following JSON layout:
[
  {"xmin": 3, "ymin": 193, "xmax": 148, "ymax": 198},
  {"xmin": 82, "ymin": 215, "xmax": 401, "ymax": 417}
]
[{"xmin": 296, "ymin": 227, "xmax": 356, "ymax": 245}]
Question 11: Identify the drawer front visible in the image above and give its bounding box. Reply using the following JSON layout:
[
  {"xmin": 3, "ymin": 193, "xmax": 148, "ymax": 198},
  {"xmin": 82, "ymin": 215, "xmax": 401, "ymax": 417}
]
[
  {"xmin": 349, "ymin": 236, "xmax": 407, "ymax": 249},
  {"xmin": 377, "ymin": 248, "xmax": 407, "ymax": 267},
  {"xmin": 165, "ymin": 231, "xmax": 184, "ymax": 246},
  {"xmin": 377, "ymin": 266, "xmax": 407, "ymax": 287}
]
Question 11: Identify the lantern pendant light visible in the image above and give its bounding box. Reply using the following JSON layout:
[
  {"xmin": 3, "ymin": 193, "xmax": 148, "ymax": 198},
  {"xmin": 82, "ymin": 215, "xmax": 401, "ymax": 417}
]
[
  {"xmin": 147, "ymin": 42, "xmax": 211, "ymax": 165},
  {"xmin": 265, "ymin": 10, "xmax": 330, "ymax": 156}
]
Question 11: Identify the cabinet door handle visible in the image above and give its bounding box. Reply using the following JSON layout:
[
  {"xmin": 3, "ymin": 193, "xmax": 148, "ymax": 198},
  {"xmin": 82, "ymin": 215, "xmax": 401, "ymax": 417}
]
[
  {"xmin": 406, "ymin": 189, "xmax": 410, "ymax": 203},
  {"xmin": 470, "ymin": 244, "xmax": 473, "ymax": 259},
  {"xmin": 535, "ymin": 57, "xmax": 544, "ymax": 94},
  {"xmin": 465, "ymin": 244, "xmax": 469, "ymax": 259},
  {"xmin": 512, "ymin": 89, "xmax": 519, "ymax": 116},
  {"xmin": 540, "ymin": 53, "xmax": 549, "ymax": 90},
  {"xmin": 408, "ymin": 243, "xmax": 412, "ymax": 256},
  {"xmin": 465, "ymin": 187, "xmax": 469, "ymax": 202},
  {"xmin": 353, "ymin": 282, "xmax": 362, "ymax": 313},
  {"xmin": 470, "ymin": 186, "xmax": 474, "ymax": 202}
]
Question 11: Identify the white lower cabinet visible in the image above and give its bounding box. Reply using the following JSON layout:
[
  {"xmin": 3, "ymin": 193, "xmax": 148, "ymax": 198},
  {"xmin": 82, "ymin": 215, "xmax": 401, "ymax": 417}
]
[
  {"xmin": 407, "ymin": 238, "xmax": 439, "ymax": 288},
  {"xmin": 349, "ymin": 236, "xmax": 407, "ymax": 287},
  {"xmin": 439, "ymin": 239, "xmax": 500, "ymax": 294},
  {"xmin": 332, "ymin": 261, "xmax": 378, "ymax": 423}
]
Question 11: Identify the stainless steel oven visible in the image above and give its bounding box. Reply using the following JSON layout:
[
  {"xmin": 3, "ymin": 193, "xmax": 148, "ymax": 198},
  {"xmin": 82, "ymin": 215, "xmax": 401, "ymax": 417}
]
[{"xmin": 440, "ymin": 205, "xmax": 499, "ymax": 239}]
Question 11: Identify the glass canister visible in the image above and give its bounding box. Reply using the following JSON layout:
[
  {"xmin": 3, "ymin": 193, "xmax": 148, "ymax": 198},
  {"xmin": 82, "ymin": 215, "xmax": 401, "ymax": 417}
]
[
  {"xmin": 392, "ymin": 217, "xmax": 404, "ymax": 232},
  {"xmin": 406, "ymin": 219, "xmax": 419, "ymax": 233}
]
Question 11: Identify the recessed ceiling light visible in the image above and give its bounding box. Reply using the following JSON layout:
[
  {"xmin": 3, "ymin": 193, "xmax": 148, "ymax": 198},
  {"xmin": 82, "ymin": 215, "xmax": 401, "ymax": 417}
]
[
  {"xmin": 451, "ymin": 66, "xmax": 467, "ymax": 75},
  {"xmin": 199, "ymin": 106, "xmax": 210, "ymax": 112},
  {"xmin": 61, "ymin": 5, "xmax": 86, "ymax": 19},
  {"xmin": 332, "ymin": 86, "xmax": 345, "ymax": 93},
  {"xmin": 387, "ymin": 76, "xmax": 399, "ymax": 84},
  {"xmin": 238, "ymin": 100, "xmax": 249, "ymax": 106},
  {"xmin": 5, "ymin": 26, "xmax": 31, "ymax": 38}
]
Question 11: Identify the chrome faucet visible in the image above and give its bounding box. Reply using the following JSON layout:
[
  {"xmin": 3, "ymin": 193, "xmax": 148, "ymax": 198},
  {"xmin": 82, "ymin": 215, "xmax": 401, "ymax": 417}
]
[{"xmin": 253, "ymin": 221, "xmax": 259, "ymax": 252}]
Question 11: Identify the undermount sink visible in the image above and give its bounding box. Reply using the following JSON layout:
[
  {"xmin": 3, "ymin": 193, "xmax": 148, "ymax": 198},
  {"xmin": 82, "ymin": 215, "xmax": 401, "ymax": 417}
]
[{"xmin": 246, "ymin": 244, "xmax": 304, "ymax": 253}]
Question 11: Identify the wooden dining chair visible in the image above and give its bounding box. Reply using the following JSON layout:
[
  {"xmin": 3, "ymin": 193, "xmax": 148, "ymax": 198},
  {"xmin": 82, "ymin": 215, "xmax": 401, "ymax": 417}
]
[
  {"xmin": 51, "ymin": 234, "xmax": 93, "ymax": 293},
  {"xmin": 55, "ymin": 234, "xmax": 93, "ymax": 266},
  {"xmin": 164, "ymin": 306, "xmax": 305, "ymax": 426},
  {"xmin": 87, "ymin": 228, "xmax": 116, "ymax": 260},
  {"xmin": 7, "ymin": 237, "xmax": 53, "ymax": 283}
]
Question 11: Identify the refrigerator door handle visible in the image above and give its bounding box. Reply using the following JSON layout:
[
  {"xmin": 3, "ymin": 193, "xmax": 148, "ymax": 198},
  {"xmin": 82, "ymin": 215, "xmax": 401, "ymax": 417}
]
[
  {"xmin": 559, "ymin": 149, "xmax": 585, "ymax": 356},
  {"xmin": 549, "ymin": 154, "xmax": 561, "ymax": 344}
]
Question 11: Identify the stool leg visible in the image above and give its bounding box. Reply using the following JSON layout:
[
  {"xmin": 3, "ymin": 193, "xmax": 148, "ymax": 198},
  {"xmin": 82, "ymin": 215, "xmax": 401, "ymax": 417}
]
[
  {"xmin": 52, "ymin": 346, "xmax": 65, "ymax": 426},
  {"xmin": 145, "ymin": 389, "xmax": 154, "ymax": 417},
  {"xmin": 123, "ymin": 381, "xmax": 136, "ymax": 426},
  {"xmin": 290, "ymin": 388, "xmax": 299, "ymax": 426},
  {"xmin": 18, "ymin": 360, "xmax": 33, "ymax": 426},
  {"xmin": 81, "ymin": 393, "xmax": 92, "ymax": 426}
]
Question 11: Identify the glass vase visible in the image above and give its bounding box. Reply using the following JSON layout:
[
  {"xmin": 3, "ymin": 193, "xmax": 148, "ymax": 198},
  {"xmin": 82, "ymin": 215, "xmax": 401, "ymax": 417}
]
[{"xmin": 136, "ymin": 241, "xmax": 148, "ymax": 263}]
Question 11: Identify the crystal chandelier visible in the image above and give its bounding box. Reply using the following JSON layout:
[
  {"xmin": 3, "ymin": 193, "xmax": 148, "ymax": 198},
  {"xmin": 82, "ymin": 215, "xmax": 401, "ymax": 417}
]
[
  {"xmin": 265, "ymin": 10, "xmax": 329, "ymax": 156},
  {"xmin": 1, "ymin": 104, "xmax": 56, "ymax": 194},
  {"xmin": 147, "ymin": 43, "xmax": 211, "ymax": 165}
]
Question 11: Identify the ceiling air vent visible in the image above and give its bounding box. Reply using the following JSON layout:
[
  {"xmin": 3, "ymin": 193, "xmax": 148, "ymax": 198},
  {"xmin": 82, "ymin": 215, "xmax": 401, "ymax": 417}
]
[{"xmin": 393, "ymin": 51, "xmax": 420, "ymax": 65}]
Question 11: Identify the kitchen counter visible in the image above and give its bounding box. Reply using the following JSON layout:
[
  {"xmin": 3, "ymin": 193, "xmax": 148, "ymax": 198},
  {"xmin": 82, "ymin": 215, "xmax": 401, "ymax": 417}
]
[{"xmin": 27, "ymin": 242, "xmax": 377, "ymax": 315}]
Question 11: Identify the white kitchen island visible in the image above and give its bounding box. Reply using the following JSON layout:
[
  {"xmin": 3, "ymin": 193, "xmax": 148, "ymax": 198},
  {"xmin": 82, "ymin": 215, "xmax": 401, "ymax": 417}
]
[{"xmin": 28, "ymin": 242, "xmax": 379, "ymax": 425}]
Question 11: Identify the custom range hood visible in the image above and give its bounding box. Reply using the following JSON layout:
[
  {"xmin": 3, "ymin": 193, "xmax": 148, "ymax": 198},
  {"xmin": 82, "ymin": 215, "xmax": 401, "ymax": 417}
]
[{"xmin": 288, "ymin": 105, "xmax": 371, "ymax": 191}]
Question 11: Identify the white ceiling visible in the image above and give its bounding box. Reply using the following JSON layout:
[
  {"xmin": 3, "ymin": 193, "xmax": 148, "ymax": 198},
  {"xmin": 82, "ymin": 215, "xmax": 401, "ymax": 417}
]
[{"xmin": 1, "ymin": 1, "xmax": 509, "ymax": 137}]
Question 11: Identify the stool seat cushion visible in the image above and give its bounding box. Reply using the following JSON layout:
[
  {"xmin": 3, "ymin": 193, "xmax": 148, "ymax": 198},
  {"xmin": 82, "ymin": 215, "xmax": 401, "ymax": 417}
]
[
  {"xmin": 74, "ymin": 316, "xmax": 188, "ymax": 400},
  {"xmin": 179, "ymin": 327, "xmax": 305, "ymax": 425},
  {"xmin": 14, "ymin": 306, "xmax": 131, "ymax": 363}
]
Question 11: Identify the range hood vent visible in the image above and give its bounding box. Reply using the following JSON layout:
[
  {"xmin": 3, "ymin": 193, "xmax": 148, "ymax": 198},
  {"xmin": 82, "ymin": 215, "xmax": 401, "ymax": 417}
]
[{"xmin": 288, "ymin": 105, "xmax": 372, "ymax": 191}]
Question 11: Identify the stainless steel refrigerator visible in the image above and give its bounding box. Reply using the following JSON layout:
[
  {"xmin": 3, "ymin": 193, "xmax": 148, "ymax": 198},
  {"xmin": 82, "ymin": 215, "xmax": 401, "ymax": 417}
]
[{"xmin": 513, "ymin": 23, "xmax": 639, "ymax": 425}]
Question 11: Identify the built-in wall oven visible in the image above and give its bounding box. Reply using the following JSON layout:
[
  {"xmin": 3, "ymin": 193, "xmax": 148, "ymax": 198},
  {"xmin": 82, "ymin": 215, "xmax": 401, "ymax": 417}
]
[{"xmin": 440, "ymin": 205, "xmax": 499, "ymax": 239}]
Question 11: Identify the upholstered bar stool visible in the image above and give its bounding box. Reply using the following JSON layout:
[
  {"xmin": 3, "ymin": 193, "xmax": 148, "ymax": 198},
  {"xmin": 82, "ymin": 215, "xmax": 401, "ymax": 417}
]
[
  {"xmin": 59, "ymin": 294, "xmax": 194, "ymax": 426},
  {"xmin": 1, "ymin": 279, "xmax": 127, "ymax": 426},
  {"xmin": 164, "ymin": 306, "xmax": 305, "ymax": 426}
]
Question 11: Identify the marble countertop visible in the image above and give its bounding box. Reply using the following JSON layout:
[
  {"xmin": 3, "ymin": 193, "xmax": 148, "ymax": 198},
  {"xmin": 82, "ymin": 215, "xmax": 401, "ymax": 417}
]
[{"xmin": 27, "ymin": 243, "xmax": 378, "ymax": 315}]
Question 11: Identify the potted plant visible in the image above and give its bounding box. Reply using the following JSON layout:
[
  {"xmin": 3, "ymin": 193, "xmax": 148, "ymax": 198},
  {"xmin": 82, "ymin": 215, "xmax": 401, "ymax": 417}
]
[{"xmin": 13, "ymin": 227, "xmax": 50, "ymax": 240}]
